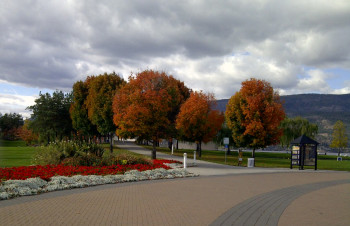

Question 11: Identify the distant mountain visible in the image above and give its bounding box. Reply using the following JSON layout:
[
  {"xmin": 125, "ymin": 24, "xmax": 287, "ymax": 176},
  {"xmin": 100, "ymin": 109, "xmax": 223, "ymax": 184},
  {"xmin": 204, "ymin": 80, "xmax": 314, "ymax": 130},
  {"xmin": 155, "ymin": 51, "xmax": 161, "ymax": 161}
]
[
  {"xmin": 281, "ymin": 94, "xmax": 350, "ymax": 114},
  {"xmin": 216, "ymin": 94, "xmax": 350, "ymax": 145}
]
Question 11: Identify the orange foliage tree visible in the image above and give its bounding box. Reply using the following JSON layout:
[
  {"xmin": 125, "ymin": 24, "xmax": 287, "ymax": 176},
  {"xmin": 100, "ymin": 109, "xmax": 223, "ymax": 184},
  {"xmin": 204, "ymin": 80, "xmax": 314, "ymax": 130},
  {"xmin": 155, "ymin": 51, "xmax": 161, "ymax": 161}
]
[
  {"xmin": 113, "ymin": 70, "xmax": 190, "ymax": 159},
  {"xmin": 176, "ymin": 91, "xmax": 224, "ymax": 157},
  {"xmin": 225, "ymin": 78, "xmax": 285, "ymax": 160},
  {"xmin": 19, "ymin": 119, "xmax": 38, "ymax": 145}
]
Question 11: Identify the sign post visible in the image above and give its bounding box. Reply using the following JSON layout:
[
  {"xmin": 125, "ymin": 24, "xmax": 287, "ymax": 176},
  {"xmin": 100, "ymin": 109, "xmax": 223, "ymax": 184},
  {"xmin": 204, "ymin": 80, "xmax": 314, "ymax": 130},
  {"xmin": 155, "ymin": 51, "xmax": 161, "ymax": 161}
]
[
  {"xmin": 223, "ymin": 137, "xmax": 229, "ymax": 145},
  {"xmin": 238, "ymin": 150, "xmax": 243, "ymax": 166}
]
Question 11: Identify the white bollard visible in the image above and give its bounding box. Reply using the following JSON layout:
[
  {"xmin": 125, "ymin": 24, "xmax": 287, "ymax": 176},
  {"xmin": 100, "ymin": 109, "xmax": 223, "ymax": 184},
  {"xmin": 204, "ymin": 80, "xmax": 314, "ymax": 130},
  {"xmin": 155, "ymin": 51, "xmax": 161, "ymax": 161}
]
[
  {"xmin": 193, "ymin": 151, "xmax": 196, "ymax": 164},
  {"xmin": 184, "ymin": 153, "xmax": 187, "ymax": 169},
  {"xmin": 171, "ymin": 144, "xmax": 174, "ymax": 155}
]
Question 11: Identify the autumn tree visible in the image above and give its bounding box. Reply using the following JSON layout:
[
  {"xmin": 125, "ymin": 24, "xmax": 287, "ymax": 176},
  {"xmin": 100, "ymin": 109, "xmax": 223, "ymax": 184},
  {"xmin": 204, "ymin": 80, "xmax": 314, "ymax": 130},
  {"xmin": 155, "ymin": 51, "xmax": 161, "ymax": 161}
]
[
  {"xmin": 330, "ymin": 120, "xmax": 348, "ymax": 156},
  {"xmin": 113, "ymin": 70, "xmax": 190, "ymax": 159},
  {"xmin": 176, "ymin": 91, "xmax": 224, "ymax": 157},
  {"xmin": 225, "ymin": 78, "xmax": 285, "ymax": 161},
  {"xmin": 27, "ymin": 91, "xmax": 72, "ymax": 144},
  {"xmin": 85, "ymin": 72, "xmax": 126, "ymax": 152},
  {"xmin": 279, "ymin": 116, "xmax": 318, "ymax": 147},
  {"xmin": 19, "ymin": 119, "xmax": 38, "ymax": 145},
  {"xmin": 70, "ymin": 79, "xmax": 98, "ymax": 140}
]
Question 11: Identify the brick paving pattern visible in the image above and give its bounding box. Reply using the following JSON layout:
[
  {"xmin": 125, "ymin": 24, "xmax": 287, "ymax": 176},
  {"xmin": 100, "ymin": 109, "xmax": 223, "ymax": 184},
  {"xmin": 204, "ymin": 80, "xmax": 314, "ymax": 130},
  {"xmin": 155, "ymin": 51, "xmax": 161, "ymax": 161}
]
[
  {"xmin": 1, "ymin": 172, "xmax": 349, "ymax": 226},
  {"xmin": 210, "ymin": 179, "xmax": 349, "ymax": 226}
]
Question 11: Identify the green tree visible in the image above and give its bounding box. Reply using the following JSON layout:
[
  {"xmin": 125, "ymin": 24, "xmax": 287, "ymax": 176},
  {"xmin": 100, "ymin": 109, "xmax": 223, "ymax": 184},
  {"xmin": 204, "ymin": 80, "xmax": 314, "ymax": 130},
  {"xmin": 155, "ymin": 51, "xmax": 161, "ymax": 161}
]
[
  {"xmin": 279, "ymin": 116, "xmax": 318, "ymax": 147},
  {"xmin": 330, "ymin": 120, "xmax": 348, "ymax": 156},
  {"xmin": 213, "ymin": 122, "xmax": 234, "ymax": 154},
  {"xmin": 225, "ymin": 78, "xmax": 285, "ymax": 161},
  {"xmin": 113, "ymin": 70, "xmax": 190, "ymax": 159},
  {"xmin": 27, "ymin": 91, "xmax": 73, "ymax": 144},
  {"xmin": 70, "ymin": 80, "xmax": 98, "ymax": 140},
  {"xmin": 85, "ymin": 72, "xmax": 126, "ymax": 152},
  {"xmin": 0, "ymin": 113, "xmax": 24, "ymax": 140}
]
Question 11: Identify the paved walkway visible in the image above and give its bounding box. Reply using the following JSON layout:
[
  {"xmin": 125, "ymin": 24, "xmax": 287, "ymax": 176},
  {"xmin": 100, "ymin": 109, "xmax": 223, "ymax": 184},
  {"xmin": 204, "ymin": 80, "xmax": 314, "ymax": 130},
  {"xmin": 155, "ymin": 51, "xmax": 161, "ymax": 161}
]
[
  {"xmin": 116, "ymin": 141, "xmax": 299, "ymax": 176},
  {"xmin": 211, "ymin": 179, "xmax": 349, "ymax": 226},
  {"xmin": 0, "ymin": 141, "xmax": 349, "ymax": 225}
]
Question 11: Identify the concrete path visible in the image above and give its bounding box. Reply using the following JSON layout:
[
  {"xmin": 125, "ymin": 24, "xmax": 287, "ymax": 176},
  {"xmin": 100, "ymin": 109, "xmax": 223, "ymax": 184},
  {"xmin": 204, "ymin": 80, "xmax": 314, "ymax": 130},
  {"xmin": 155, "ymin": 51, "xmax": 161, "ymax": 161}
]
[
  {"xmin": 116, "ymin": 141, "xmax": 327, "ymax": 176},
  {"xmin": 0, "ymin": 141, "xmax": 349, "ymax": 226}
]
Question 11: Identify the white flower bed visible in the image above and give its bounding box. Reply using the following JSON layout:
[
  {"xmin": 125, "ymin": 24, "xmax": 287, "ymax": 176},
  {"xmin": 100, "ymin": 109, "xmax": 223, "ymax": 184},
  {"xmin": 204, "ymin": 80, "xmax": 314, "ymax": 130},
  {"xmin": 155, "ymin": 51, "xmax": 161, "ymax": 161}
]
[{"xmin": 0, "ymin": 168, "xmax": 198, "ymax": 200}]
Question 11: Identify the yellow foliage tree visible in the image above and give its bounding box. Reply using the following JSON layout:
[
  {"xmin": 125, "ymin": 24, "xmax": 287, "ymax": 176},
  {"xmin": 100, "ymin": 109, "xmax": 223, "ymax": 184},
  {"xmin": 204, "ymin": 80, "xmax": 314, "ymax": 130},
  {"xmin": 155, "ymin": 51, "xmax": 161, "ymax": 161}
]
[{"xmin": 330, "ymin": 120, "xmax": 348, "ymax": 156}]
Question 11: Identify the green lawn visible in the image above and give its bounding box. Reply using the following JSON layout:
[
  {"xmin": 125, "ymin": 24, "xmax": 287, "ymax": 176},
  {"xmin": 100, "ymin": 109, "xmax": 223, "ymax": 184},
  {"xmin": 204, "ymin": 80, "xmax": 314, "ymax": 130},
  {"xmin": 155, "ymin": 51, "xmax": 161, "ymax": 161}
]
[
  {"xmin": 0, "ymin": 140, "xmax": 37, "ymax": 167},
  {"xmin": 144, "ymin": 146, "xmax": 350, "ymax": 171},
  {"xmin": 0, "ymin": 139, "xmax": 27, "ymax": 147},
  {"xmin": 0, "ymin": 141, "xmax": 149, "ymax": 168},
  {"xmin": 1, "ymin": 140, "xmax": 349, "ymax": 171}
]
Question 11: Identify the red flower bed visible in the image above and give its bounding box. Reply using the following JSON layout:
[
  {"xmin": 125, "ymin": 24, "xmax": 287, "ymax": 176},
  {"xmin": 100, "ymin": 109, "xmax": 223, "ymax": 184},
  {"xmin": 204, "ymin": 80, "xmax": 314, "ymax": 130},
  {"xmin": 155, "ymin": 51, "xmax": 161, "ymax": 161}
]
[{"xmin": 0, "ymin": 159, "xmax": 181, "ymax": 181}]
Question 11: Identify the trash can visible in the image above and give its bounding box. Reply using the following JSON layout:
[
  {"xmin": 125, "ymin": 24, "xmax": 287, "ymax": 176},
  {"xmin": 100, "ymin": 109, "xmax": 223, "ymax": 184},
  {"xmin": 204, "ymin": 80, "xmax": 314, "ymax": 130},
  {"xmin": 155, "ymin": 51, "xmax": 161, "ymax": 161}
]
[{"xmin": 248, "ymin": 158, "xmax": 254, "ymax": 167}]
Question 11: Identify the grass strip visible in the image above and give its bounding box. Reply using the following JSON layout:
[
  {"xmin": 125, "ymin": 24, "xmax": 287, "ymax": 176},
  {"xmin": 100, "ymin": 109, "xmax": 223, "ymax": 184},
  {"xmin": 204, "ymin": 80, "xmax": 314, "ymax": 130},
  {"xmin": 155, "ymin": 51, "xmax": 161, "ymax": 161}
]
[{"xmin": 143, "ymin": 145, "xmax": 350, "ymax": 171}]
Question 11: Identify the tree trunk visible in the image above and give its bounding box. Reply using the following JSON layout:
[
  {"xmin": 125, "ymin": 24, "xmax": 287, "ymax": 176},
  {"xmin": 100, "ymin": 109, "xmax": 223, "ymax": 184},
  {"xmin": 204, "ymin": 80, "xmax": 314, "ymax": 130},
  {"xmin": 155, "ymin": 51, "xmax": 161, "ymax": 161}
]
[
  {"xmin": 152, "ymin": 141, "xmax": 157, "ymax": 159},
  {"xmin": 168, "ymin": 141, "xmax": 172, "ymax": 150},
  {"xmin": 338, "ymin": 148, "xmax": 341, "ymax": 157},
  {"xmin": 252, "ymin": 148, "xmax": 256, "ymax": 166},
  {"xmin": 109, "ymin": 132, "xmax": 113, "ymax": 153},
  {"xmin": 197, "ymin": 141, "xmax": 202, "ymax": 158}
]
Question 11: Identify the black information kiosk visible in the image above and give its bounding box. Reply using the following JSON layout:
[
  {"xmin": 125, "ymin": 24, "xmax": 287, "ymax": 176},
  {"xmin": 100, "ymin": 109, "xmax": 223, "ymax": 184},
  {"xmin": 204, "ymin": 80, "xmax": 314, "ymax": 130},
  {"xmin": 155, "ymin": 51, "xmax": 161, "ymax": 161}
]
[{"xmin": 290, "ymin": 135, "xmax": 319, "ymax": 170}]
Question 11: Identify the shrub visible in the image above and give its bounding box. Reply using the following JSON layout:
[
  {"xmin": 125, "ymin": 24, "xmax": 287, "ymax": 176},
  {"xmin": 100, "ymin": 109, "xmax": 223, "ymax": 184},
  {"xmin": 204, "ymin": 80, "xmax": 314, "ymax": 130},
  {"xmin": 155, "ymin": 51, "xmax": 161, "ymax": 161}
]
[
  {"xmin": 32, "ymin": 145, "xmax": 63, "ymax": 165},
  {"xmin": 79, "ymin": 142, "xmax": 105, "ymax": 157},
  {"xmin": 32, "ymin": 140, "xmax": 151, "ymax": 167},
  {"xmin": 32, "ymin": 141, "xmax": 105, "ymax": 166},
  {"xmin": 112, "ymin": 153, "xmax": 152, "ymax": 165},
  {"xmin": 60, "ymin": 157, "xmax": 81, "ymax": 166},
  {"xmin": 62, "ymin": 154, "xmax": 102, "ymax": 166}
]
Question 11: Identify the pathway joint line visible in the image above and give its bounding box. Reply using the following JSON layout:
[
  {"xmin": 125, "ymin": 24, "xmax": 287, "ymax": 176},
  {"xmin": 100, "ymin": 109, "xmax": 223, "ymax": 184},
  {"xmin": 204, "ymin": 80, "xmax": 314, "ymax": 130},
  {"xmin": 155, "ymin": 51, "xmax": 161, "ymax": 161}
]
[{"xmin": 210, "ymin": 179, "xmax": 350, "ymax": 226}]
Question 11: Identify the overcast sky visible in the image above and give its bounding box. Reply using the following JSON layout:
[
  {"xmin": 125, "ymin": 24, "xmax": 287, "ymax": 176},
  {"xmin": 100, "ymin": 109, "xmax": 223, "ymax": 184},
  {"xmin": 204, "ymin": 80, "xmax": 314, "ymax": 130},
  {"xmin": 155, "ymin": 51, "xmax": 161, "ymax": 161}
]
[{"xmin": 1, "ymin": 0, "xmax": 350, "ymax": 118}]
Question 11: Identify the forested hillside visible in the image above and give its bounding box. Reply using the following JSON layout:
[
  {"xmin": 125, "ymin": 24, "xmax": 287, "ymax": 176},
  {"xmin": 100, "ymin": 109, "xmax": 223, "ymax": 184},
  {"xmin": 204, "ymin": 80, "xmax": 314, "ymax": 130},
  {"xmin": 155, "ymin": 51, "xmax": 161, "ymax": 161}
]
[{"xmin": 216, "ymin": 94, "xmax": 350, "ymax": 145}]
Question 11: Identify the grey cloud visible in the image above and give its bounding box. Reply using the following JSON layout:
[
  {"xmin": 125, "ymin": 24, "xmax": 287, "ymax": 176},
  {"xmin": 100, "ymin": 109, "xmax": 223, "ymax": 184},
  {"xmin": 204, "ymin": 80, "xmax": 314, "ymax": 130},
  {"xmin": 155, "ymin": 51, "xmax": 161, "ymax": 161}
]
[{"xmin": 0, "ymin": 0, "xmax": 349, "ymax": 97}]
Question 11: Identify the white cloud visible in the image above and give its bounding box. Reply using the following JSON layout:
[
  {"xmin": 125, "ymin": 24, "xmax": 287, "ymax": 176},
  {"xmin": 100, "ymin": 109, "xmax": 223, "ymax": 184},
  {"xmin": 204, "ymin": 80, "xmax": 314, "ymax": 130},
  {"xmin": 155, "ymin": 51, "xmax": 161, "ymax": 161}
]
[
  {"xmin": 331, "ymin": 80, "xmax": 350, "ymax": 94},
  {"xmin": 0, "ymin": 94, "xmax": 36, "ymax": 118},
  {"xmin": 279, "ymin": 69, "xmax": 333, "ymax": 95}
]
